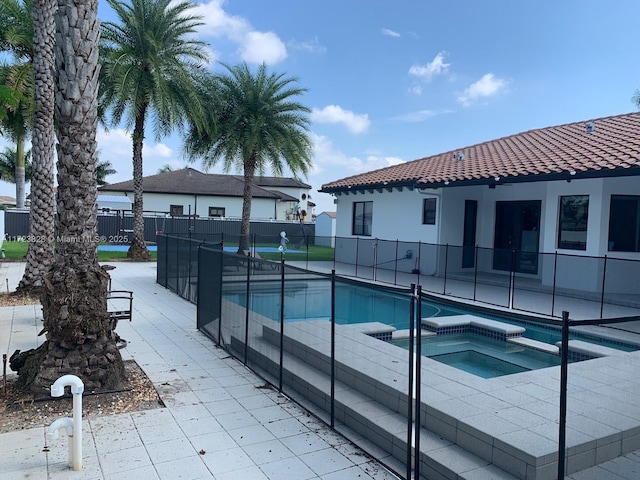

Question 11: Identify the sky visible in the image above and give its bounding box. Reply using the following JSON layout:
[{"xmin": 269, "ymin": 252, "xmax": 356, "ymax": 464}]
[{"xmin": 2, "ymin": 0, "xmax": 640, "ymax": 214}]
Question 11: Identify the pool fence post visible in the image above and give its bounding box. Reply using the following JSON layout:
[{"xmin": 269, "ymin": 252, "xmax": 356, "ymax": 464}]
[
  {"xmin": 394, "ymin": 239, "xmax": 399, "ymax": 285},
  {"xmin": 278, "ymin": 258, "xmax": 285, "ymax": 391},
  {"xmin": 509, "ymin": 249, "xmax": 516, "ymax": 309},
  {"xmin": 416, "ymin": 241, "xmax": 422, "ymax": 285},
  {"xmin": 373, "ymin": 238, "xmax": 378, "ymax": 281},
  {"xmin": 414, "ymin": 285, "xmax": 423, "ymax": 479},
  {"xmin": 600, "ymin": 255, "xmax": 607, "ymax": 319},
  {"xmin": 551, "ymin": 252, "xmax": 558, "ymax": 317},
  {"xmin": 557, "ymin": 310, "xmax": 570, "ymax": 479},
  {"xmin": 330, "ymin": 270, "xmax": 336, "ymax": 429},
  {"xmin": 187, "ymin": 237, "xmax": 192, "ymax": 302},
  {"xmin": 355, "ymin": 237, "xmax": 360, "ymax": 278},
  {"xmin": 243, "ymin": 247, "xmax": 251, "ymax": 365},
  {"xmin": 216, "ymin": 248, "xmax": 223, "ymax": 347},
  {"xmin": 443, "ymin": 244, "xmax": 449, "ymax": 295},
  {"xmin": 406, "ymin": 283, "xmax": 416, "ymax": 480},
  {"xmin": 473, "ymin": 245, "xmax": 478, "ymax": 302}
]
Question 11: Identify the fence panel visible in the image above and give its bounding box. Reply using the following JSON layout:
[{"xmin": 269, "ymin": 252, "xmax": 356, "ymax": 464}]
[
  {"xmin": 472, "ymin": 246, "xmax": 510, "ymax": 308},
  {"xmin": 156, "ymin": 234, "xmax": 167, "ymax": 287},
  {"xmin": 196, "ymin": 245, "xmax": 223, "ymax": 341},
  {"xmin": 333, "ymin": 279, "xmax": 413, "ymax": 479},
  {"xmin": 602, "ymin": 256, "xmax": 640, "ymax": 318},
  {"xmin": 512, "ymin": 251, "xmax": 554, "ymax": 316},
  {"xmin": 553, "ymin": 254, "xmax": 604, "ymax": 319},
  {"xmin": 415, "ymin": 242, "xmax": 445, "ymax": 295}
]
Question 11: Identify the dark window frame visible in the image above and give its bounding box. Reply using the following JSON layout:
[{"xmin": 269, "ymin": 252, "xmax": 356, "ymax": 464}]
[
  {"xmin": 208, "ymin": 206, "xmax": 225, "ymax": 218},
  {"xmin": 557, "ymin": 195, "xmax": 589, "ymax": 250},
  {"xmin": 608, "ymin": 195, "xmax": 640, "ymax": 252},
  {"xmin": 422, "ymin": 198, "xmax": 437, "ymax": 225},
  {"xmin": 352, "ymin": 201, "xmax": 373, "ymax": 236},
  {"xmin": 169, "ymin": 204, "xmax": 184, "ymax": 217}
]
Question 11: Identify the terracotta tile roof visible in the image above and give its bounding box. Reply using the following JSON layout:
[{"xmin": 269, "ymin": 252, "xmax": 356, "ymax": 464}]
[
  {"xmin": 100, "ymin": 168, "xmax": 299, "ymax": 201},
  {"xmin": 320, "ymin": 112, "xmax": 640, "ymax": 192}
]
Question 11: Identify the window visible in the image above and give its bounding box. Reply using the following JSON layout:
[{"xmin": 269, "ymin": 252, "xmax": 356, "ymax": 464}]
[
  {"xmin": 608, "ymin": 195, "xmax": 640, "ymax": 252},
  {"xmin": 169, "ymin": 204, "xmax": 184, "ymax": 216},
  {"xmin": 352, "ymin": 201, "xmax": 372, "ymax": 236},
  {"xmin": 558, "ymin": 195, "xmax": 588, "ymax": 250},
  {"xmin": 422, "ymin": 198, "xmax": 437, "ymax": 225},
  {"xmin": 208, "ymin": 207, "xmax": 225, "ymax": 218}
]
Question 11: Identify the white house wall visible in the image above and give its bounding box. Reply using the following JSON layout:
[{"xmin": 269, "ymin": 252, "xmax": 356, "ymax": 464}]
[{"xmin": 114, "ymin": 192, "xmax": 278, "ymax": 219}]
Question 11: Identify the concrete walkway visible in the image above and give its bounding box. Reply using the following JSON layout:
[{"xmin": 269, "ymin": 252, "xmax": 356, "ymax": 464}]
[
  {"xmin": 2, "ymin": 260, "xmax": 640, "ymax": 479},
  {"xmin": 0, "ymin": 261, "xmax": 397, "ymax": 480}
]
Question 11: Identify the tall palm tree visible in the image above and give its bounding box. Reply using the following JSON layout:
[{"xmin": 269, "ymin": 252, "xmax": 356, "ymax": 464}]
[
  {"xmin": 0, "ymin": 0, "xmax": 33, "ymax": 209},
  {"xmin": 0, "ymin": 63, "xmax": 32, "ymax": 208},
  {"xmin": 99, "ymin": 0, "xmax": 209, "ymax": 260},
  {"xmin": 17, "ymin": 0, "xmax": 56, "ymax": 292},
  {"xmin": 185, "ymin": 63, "xmax": 313, "ymax": 253},
  {"xmin": 15, "ymin": 0, "xmax": 126, "ymax": 393},
  {"xmin": 0, "ymin": 146, "xmax": 31, "ymax": 182},
  {"xmin": 96, "ymin": 159, "xmax": 117, "ymax": 185}
]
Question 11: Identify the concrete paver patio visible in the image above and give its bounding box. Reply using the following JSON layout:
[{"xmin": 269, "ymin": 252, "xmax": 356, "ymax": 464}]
[{"xmin": 2, "ymin": 259, "xmax": 640, "ymax": 479}]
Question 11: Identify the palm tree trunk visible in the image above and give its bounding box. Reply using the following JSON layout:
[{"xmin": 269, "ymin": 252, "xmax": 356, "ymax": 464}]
[
  {"xmin": 18, "ymin": 0, "xmax": 56, "ymax": 292},
  {"xmin": 239, "ymin": 157, "xmax": 255, "ymax": 253},
  {"xmin": 14, "ymin": 135, "xmax": 25, "ymax": 208},
  {"xmin": 14, "ymin": 0, "xmax": 125, "ymax": 393},
  {"xmin": 127, "ymin": 109, "xmax": 150, "ymax": 260}
]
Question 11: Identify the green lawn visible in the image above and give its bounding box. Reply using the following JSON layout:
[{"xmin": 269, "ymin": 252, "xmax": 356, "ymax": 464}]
[
  {"xmin": 0, "ymin": 241, "xmax": 158, "ymax": 262},
  {"xmin": 253, "ymin": 245, "xmax": 335, "ymax": 262}
]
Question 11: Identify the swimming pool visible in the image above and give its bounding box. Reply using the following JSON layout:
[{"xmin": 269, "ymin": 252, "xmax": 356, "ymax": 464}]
[
  {"xmin": 226, "ymin": 280, "xmax": 634, "ymax": 344},
  {"xmin": 391, "ymin": 333, "xmax": 564, "ymax": 378}
]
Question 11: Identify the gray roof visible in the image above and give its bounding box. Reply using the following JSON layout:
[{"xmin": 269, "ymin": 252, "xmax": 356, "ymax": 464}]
[{"xmin": 99, "ymin": 168, "xmax": 300, "ymax": 202}]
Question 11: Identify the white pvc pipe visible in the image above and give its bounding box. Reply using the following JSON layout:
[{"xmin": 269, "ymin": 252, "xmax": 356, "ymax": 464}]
[{"xmin": 50, "ymin": 375, "xmax": 84, "ymax": 471}]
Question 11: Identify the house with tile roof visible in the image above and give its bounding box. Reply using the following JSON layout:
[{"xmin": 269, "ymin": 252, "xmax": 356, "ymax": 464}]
[
  {"xmin": 99, "ymin": 167, "xmax": 314, "ymax": 221},
  {"xmin": 320, "ymin": 112, "xmax": 640, "ymax": 293}
]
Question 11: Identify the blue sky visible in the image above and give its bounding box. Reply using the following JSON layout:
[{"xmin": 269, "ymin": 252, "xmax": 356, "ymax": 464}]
[{"xmin": 2, "ymin": 0, "xmax": 640, "ymax": 214}]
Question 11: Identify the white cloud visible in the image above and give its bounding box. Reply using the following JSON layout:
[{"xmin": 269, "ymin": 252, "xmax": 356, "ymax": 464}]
[
  {"xmin": 408, "ymin": 85, "xmax": 422, "ymax": 96},
  {"xmin": 193, "ymin": 0, "xmax": 287, "ymax": 65},
  {"xmin": 289, "ymin": 37, "xmax": 326, "ymax": 54},
  {"xmin": 311, "ymin": 134, "xmax": 404, "ymax": 178},
  {"xmin": 239, "ymin": 31, "xmax": 287, "ymax": 64},
  {"xmin": 311, "ymin": 105, "xmax": 371, "ymax": 134},
  {"xmin": 96, "ymin": 128, "xmax": 175, "ymax": 183},
  {"xmin": 409, "ymin": 51, "xmax": 450, "ymax": 81},
  {"xmin": 457, "ymin": 73, "xmax": 508, "ymax": 106},
  {"xmin": 382, "ymin": 28, "xmax": 400, "ymax": 38},
  {"xmin": 391, "ymin": 109, "xmax": 452, "ymax": 123}
]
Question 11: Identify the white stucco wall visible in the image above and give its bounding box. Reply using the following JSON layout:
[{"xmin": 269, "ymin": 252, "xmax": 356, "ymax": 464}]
[
  {"xmin": 315, "ymin": 212, "xmax": 336, "ymax": 247},
  {"xmin": 333, "ymin": 175, "xmax": 640, "ymax": 292},
  {"xmin": 114, "ymin": 192, "xmax": 278, "ymax": 219}
]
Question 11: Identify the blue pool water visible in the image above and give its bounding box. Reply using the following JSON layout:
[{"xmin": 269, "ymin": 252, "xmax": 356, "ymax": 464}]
[
  {"xmin": 391, "ymin": 334, "xmax": 563, "ymax": 378},
  {"xmin": 224, "ymin": 279, "xmax": 639, "ymax": 352}
]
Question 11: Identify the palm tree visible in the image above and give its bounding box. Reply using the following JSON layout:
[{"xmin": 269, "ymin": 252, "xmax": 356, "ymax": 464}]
[
  {"xmin": 0, "ymin": 0, "xmax": 33, "ymax": 209},
  {"xmin": 13, "ymin": 0, "xmax": 126, "ymax": 392},
  {"xmin": 0, "ymin": 63, "xmax": 32, "ymax": 208},
  {"xmin": 99, "ymin": 0, "xmax": 209, "ymax": 260},
  {"xmin": 0, "ymin": 146, "xmax": 31, "ymax": 182},
  {"xmin": 17, "ymin": 0, "xmax": 56, "ymax": 292},
  {"xmin": 96, "ymin": 159, "xmax": 117, "ymax": 185},
  {"xmin": 157, "ymin": 163, "xmax": 173, "ymax": 173},
  {"xmin": 185, "ymin": 62, "xmax": 313, "ymax": 253}
]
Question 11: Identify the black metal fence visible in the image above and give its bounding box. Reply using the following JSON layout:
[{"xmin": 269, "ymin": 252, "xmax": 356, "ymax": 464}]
[
  {"xmin": 4, "ymin": 209, "xmax": 315, "ymax": 245},
  {"xmin": 301, "ymin": 236, "xmax": 640, "ymax": 320},
  {"xmin": 156, "ymin": 234, "xmax": 222, "ymax": 304},
  {"xmin": 183, "ymin": 242, "xmax": 640, "ymax": 480}
]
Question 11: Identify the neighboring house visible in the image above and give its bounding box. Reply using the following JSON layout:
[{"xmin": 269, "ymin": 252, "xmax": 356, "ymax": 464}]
[
  {"xmin": 99, "ymin": 168, "xmax": 313, "ymax": 221},
  {"xmin": 320, "ymin": 112, "xmax": 640, "ymax": 293},
  {"xmin": 0, "ymin": 195, "xmax": 16, "ymax": 209},
  {"xmin": 315, "ymin": 211, "xmax": 336, "ymax": 247},
  {"xmin": 97, "ymin": 195, "xmax": 132, "ymax": 212}
]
